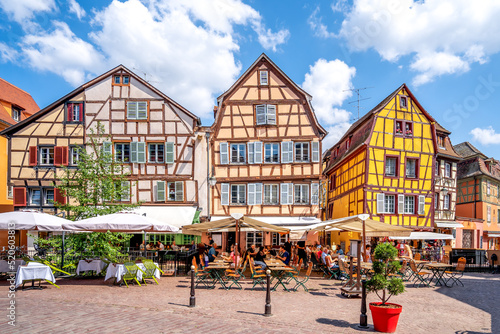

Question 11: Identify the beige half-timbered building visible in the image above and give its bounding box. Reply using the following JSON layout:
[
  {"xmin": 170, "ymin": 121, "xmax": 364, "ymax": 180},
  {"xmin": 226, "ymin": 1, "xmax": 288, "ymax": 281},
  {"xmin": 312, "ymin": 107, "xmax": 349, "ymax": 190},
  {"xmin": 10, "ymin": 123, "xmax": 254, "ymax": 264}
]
[
  {"xmin": 209, "ymin": 54, "xmax": 327, "ymax": 250},
  {"xmin": 1, "ymin": 66, "xmax": 207, "ymax": 244}
]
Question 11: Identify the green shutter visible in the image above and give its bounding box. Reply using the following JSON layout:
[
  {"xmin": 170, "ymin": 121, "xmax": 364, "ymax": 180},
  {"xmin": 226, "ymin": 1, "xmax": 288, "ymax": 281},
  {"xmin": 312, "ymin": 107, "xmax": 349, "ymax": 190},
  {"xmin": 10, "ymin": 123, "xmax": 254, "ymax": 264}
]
[
  {"xmin": 121, "ymin": 181, "xmax": 130, "ymax": 201},
  {"xmin": 156, "ymin": 181, "xmax": 165, "ymax": 202},
  {"xmin": 137, "ymin": 142, "xmax": 146, "ymax": 163},
  {"xmin": 130, "ymin": 142, "xmax": 138, "ymax": 163},
  {"xmin": 127, "ymin": 102, "xmax": 137, "ymax": 119},
  {"xmin": 165, "ymin": 142, "xmax": 175, "ymax": 164},
  {"xmin": 175, "ymin": 181, "xmax": 184, "ymax": 201},
  {"xmin": 103, "ymin": 142, "xmax": 112, "ymax": 157},
  {"xmin": 137, "ymin": 101, "xmax": 148, "ymax": 119}
]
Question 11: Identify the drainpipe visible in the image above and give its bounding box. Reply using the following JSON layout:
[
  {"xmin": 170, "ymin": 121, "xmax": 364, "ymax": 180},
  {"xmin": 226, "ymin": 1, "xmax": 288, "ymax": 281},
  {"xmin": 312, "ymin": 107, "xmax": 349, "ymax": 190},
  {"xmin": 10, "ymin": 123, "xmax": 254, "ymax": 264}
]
[{"xmin": 205, "ymin": 131, "xmax": 211, "ymax": 221}]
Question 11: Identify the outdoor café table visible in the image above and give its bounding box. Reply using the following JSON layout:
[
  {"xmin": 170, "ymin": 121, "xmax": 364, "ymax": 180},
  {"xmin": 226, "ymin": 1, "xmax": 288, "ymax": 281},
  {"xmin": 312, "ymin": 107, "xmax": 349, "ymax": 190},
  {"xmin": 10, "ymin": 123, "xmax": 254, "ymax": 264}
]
[
  {"xmin": 76, "ymin": 259, "xmax": 107, "ymax": 275},
  {"xmin": 15, "ymin": 262, "xmax": 56, "ymax": 290},
  {"xmin": 205, "ymin": 264, "xmax": 230, "ymax": 289},
  {"xmin": 104, "ymin": 262, "xmax": 160, "ymax": 284},
  {"xmin": 424, "ymin": 262, "xmax": 453, "ymax": 287},
  {"xmin": 0, "ymin": 259, "xmax": 25, "ymax": 273},
  {"xmin": 268, "ymin": 266, "xmax": 295, "ymax": 291}
]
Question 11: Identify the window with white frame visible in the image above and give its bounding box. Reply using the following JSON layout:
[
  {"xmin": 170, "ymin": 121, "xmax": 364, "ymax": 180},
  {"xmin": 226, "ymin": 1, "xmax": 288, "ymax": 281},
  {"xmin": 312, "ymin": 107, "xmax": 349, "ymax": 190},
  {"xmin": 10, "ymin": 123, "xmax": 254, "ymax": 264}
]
[
  {"xmin": 126, "ymin": 101, "xmax": 148, "ymax": 120},
  {"xmin": 230, "ymin": 144, "xmax": 246, "ymax": 163},
  {"xmin": 295, "ymin": 142, "xmax": 309, "ymax": 162},
  {"xmin": 70, "ymin": 146, "xmax": 82, "ymax": 166},
  {"xmin": 264, "ymin": 184, "xmax": 279, "ymax": 205},
  {"xmin": 487, "ymin": 180, "xmax": 491, "ymax": 195},
  {"xmin": 400, "ymin": 96, "xmax": 408, "ymax": 109},
  {"xmin": 294, "ymin": 184, "xmax": 309, "ymax": 204},
  {"xmin": 29, "ymin": 188, "xmax": 41, "ymax": 206},
  {"xmin": 264, "ymin": 143, "xmax": 279, "ymax": 163},
  {"xmin": 435, "ymin": 161, "xmax": 439, "ymax": 176},
  {"xmin": 260, "ymin": 70, "xmax": 268, "ymax": 85},
  {"xmin": 44, "ymin": 188, "xmax": 54, "ymax": 205},
  {"xmin": 404, "ymin": 196, "xmax": 415, "ymax": 214},
  {"xmin": 255, "ymin": 104, "xmax": 276, "ymax": 125},
  {"xmin": 148, "ymin": 143, "xmax": 165, "ymax": 163},
  {"xmin": 39, "ymin": 147, "xmax": 54, "ymax": 165},
  {"xmin": 246, "ymin": 231, "xmax": 263, "ymax": 249},
  {"xmin": 12, "ymin": 107, "xmax": 21, "ymax": 122},
  {"xmin": 167, "ymin": 181, "xmax": 183, "ymax": 201},
  {"xmin": 384, "ymin": 194, "xmax": 395, "ymax": 214},
  {"xmin": 385, "ymin": 157, "xmax": 397, "ymax": 177},
  {"xmin": 114, "ymin": 143, "xmax": 130, "ymax": 162},
  {"xmin": 487, "ymin": 205, "xmax": 491, "ymax": 223},
  {"xmin": 445, "ymin": 163, "xmax": 451, "ymax": 178},
  {"xmin": 231, "ymin": 184, "xmax": 246, "ymax": 205},
  {"xmin": 444, "ymin": 194, "xmax": 450, "ymax": 210},
  {"xmin": 272, "ymin": 232, "xmax": 288, "ymax": 246},
  {"xmin": 406, "ymin": 159, "xmax": 417, "ymax": 178}
]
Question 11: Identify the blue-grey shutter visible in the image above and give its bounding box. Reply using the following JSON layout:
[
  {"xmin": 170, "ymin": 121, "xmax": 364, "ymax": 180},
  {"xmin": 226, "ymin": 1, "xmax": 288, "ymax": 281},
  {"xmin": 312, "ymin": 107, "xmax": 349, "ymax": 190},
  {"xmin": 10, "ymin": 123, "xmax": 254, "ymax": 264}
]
[
  {"xmin": 377, "ymin": 193, "xmax": 385, "ymax": 214},
  {"xmin": 165, "ymin": 142, "xmax": 175, "ymax": 164},
  {"xmin": 248, "ymin": 184, "xmax": 256, "ymax": 205},
  {"xmin": 175, "ymin": 181, "xmax": 184, "ymax": 201},
  {"xmin": 221, "ymin": 183, "xmax": 230, "ymax": 206},
  {"xmin": 156, "ymin": 181, "xmax": 165, "ymax": 202},
  {"xmin": 137, "ymin": 101, "xmax": 148, "ymax": 119},
  {"xmin": 280, "ymin": 183, "xmax": 288, "ymax": 205},
  {"xmin": 247, "ymin": 142, "xmax": 254, "ymax": 164},
  {"xmin": 103, "ymin": 142, "xmax": 112, "ymax": 156},
  {"xmin": 266, "ymin": 105, "xmax": 276, "ymax": 125},
  {"xmin": 130, "ymin": 142, "xmax": 138, "ymax": 163},
  {"xmin": 121, "ymin": 181, "xmax": 130, "ymax": 201},
  {"xmin": 312, "ymin": 141, "xmax": 320, "ymax": 162},
  {"xmin": 137, "ymin": 142, "xmax": 146, "ymax": 163},
  {"xmin": 418, "ymin": 195, "xmax": 425, "ymax": 215},
  {"xmin": 127, "ymin": 102, "xmax": 137, "ymax": 119},
  {"xmin": 255, "ymin": 183, "xmax": 263, "ymax": 205},
  {"xmin": 220, "ymin": 142, "xmax": 228, "ymax": 164},
  {"xmin": 281, "ymin": 142, "xmax": 292, "ymax": 163},
  {"xmin": 256, "ymin": 105, "xmax": 266, "ymax": 125},
  {"xmin": 311, "ymin": 183, "xmax": 319, "ymax": 205},
  {"xmin": 254, "ymin": 141, "xmax": 262, "ymax": 164},
  {"xmin": 398, "ymin": 194, "xmax": 405, "ymax": 214}
]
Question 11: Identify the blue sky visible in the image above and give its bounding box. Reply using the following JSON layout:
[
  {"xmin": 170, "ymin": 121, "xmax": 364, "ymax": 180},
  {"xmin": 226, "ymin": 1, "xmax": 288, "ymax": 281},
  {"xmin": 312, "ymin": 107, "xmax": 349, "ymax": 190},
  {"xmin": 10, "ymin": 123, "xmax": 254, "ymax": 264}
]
[{"xmin": 0, "ymin": 0, "xmax": 499, "ymax": 157}]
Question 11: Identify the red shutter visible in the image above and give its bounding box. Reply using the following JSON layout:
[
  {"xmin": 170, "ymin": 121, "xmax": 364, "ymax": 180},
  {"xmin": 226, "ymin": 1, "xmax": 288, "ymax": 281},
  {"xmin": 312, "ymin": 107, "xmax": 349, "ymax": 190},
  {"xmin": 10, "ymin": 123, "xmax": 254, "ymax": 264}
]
[
  {"xmin": 13, "ymin": 187, "xmax": 26, "ymax": 206},
  {"xmin": 54, "ymin": 188, "xmax": 67, "ymax": 205},
  {"xmin": 79, "ymin": 103, "xmax": 84, "ymax": 122},
  {"xmin": 67, "ymin": 103, "xmax": 73, "ymax": 121},
  {"xmin": 54, "ymin": 146, "xmax": 62, "ymax": 166},
  {"xmin": 62, "ymin": 146, "xmax": 69, "ymax": 166},
  {"xmin": 29, "ymin": 146, "xmax": 37, "ymax": 166}
]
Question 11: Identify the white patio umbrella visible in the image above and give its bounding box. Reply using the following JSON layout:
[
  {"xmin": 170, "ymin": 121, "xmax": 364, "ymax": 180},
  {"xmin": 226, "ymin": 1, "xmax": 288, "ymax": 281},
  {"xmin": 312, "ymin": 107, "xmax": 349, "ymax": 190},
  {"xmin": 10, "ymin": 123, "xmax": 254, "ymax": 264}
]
[
  {"xmin": 0, "ymin": 210, "xmax": 67, "ymax": 231},
  {"xmin": 62, "ymin": 212, "xmax": 179, "ymax": 233}
]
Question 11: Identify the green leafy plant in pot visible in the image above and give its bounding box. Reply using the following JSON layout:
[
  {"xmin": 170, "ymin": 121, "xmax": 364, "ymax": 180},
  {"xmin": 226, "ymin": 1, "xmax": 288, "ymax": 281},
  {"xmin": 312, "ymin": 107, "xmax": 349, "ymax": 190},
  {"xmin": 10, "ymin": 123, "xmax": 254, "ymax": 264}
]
[{"xmin": 366, "ymin": 242, "xmax": 405, "ymax": 333}]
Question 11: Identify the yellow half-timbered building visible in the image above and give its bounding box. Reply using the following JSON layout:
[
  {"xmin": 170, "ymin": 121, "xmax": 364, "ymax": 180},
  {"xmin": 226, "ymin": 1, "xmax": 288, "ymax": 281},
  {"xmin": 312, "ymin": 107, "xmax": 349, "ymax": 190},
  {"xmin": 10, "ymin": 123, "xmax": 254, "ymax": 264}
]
[{"xmin": 323, "ymin": 84, "xmax": 437, "ymax": 244}]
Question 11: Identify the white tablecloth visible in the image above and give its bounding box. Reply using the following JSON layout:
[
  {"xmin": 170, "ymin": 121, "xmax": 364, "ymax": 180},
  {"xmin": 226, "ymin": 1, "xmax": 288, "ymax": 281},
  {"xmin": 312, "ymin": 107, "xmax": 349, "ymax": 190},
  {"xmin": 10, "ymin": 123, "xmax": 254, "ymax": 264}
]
[
  {"xmin": 76, "ymin": 260, "xmax": 107, "ymax": 275},
  {"xmin": 104, "ymin": 262, "xmax": 160, "ymax": 283},
  {"xmin": 0, "ymin": 259, "xmax": 25, "ymax": 273},
  {"xmin": 15, "ymin": 262, "xmax": 56, "ymax": 288}
]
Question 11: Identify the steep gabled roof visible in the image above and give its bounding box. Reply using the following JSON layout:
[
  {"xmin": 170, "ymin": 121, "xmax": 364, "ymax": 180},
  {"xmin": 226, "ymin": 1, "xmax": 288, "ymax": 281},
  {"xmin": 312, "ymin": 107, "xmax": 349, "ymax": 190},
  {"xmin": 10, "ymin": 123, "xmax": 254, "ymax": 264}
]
[
  {"xmin": 1, "ymin": 65, "xmax": 200, "ymax": 136},
  {"xmin": 214, "ymin": 53, "xmax": 327, "ymax": 138},
  {"xmin": 0, "ymin": 77, "xmax": 39, "ymax": 116},
  {"xmin": 435, "ymin": 122, "xmax": 460, "ymax": 160},
  {"xmin": 454, "ymin": 142, "xmax": 486, "ymax": 159},
  {"xmin": 323, "ymin": 83, "xmax": 437, "ymax": 173}
]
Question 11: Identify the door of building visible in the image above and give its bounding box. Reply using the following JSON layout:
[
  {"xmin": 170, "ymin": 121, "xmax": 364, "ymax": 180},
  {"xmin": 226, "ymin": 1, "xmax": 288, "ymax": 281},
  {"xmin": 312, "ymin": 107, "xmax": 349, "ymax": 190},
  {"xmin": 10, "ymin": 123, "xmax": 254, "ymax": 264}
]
[{"xmin": 462, "ymin": 229, "xmax": 473, "ymax": 248}]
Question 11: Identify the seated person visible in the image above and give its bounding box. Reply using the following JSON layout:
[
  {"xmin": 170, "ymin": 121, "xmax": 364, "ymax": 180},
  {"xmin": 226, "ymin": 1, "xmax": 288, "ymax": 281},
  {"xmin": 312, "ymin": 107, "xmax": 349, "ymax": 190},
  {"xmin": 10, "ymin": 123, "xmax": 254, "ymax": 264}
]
[
  {"xmin": 208, "ymin": 243, "xmax": 217, "ymax": 262},
  {"xmin": 276, "ymin": 245, "xmax": 290, "ymax": 265},
  {"xmin": 321, "ymin": 247, "xmax": 329, "ymax": 265},
  {"xmin": 253, "ymin": 245, "xmax": 267, "ymax": 269},
  {"xmin": 157, "ymin": 241, "xmax": 165, "ymax": 251},
  {"xmin": 146, "ymin": 242, "xmax": 152, "ymax": 251},
  {"xmin": 171, "ymin": 241, "xmax": 180, "ymax": 251},
  {"xmin": 325, "ymin": 250, "xmax": 339, "ymax": 269},
  {"xmin": 139, "ymin": 241, "xmax": 145, "ymax": 251}
]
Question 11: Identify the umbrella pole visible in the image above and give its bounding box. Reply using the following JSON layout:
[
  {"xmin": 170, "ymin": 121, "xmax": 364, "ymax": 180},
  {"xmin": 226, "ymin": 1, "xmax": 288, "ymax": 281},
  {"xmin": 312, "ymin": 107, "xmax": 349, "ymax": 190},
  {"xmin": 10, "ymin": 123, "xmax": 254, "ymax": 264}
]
[
  {"xmin": 362, "ymin": 220, "xmax": 367, "ymax": 262},
  {"xmin": 61, "ymin": 231, "xmax": 65, "ymax": 271},
  {"xmin": 143, "ymin": 231, "xmax": 147, "ymax": 258},
  {"xmin": 235, "ymin": 219, "xmax": 239, "ymax": 258}
]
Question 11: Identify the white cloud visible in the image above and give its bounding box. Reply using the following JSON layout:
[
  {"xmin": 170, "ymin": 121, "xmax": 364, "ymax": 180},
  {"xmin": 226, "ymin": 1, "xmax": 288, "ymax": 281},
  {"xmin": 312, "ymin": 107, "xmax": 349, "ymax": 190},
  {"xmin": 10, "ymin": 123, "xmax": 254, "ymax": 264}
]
[
  {"xmin": 254, "ymin": 25, "xmax": 289, "ymax": 52},
  {"xmin": 68, "ymin": 0, "xmax": 85, "ymax": 20},
  {"xmin": 470, "ymin": 127, "xmax": 500, "ymax": 145},
  {"xmin": 302, "ymin": 58, "xmax": 356, "ymax": 149},
  {"xmin": 0, "ymin": 42, "xmax": 18, "ymax": 62},
  {"xmin": 308, "ymin": 7, "xmax": 336, "ymax": 39},
  {"xmin": 338, "ymin": 0, "xmax": 500, "ymax": 85},
  {"xmin": 0, "ymin": 0, "xmax": 55, "ymax": 24},
  {"xmin": 21, "ymin": 21, "xmax": 104, "ymax": 86}
]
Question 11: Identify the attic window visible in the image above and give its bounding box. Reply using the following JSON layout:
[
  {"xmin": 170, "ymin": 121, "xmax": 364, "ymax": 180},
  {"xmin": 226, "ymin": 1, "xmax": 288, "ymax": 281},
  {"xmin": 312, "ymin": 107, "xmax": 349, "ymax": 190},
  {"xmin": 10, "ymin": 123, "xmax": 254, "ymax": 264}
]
[
  {"xmin": 346, "ymin": 137, "xmax": 352, "ymax": 150},
  {"xmin": 260, "ymin": 70, "xmax": 268, "ymax": 85},
  {"xmin": 113, "ymin": 74, "xmax": 130, "ymax": 86},
  {"xmin": 12, "ymin": 107, "xmax": 21, "ymax": 122},
  {"xmin": 400, "ymin": 96, "xmax": 408, "ymax": 109},
  {"xmin": 438, "ymin": 136, "xmax": 445, "ymax": 149}
]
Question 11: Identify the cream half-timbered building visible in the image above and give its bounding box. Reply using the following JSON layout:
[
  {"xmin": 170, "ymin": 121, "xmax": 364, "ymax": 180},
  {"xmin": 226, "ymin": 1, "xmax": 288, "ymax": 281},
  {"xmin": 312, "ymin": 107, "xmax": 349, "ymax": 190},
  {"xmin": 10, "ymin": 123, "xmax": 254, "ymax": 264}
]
[
  {"xmin": 209, "ymin": 54, "xmax": 327, "ymax": 249},
  {"xmin": 1, "ymin": 66, "xmax": 206, "ymax": 242}
]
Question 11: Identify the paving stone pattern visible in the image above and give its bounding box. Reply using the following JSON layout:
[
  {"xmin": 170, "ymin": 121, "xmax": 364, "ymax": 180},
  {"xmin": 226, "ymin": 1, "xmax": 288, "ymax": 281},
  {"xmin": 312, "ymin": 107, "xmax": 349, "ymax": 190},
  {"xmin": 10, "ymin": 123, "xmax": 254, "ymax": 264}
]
[{"xmin": 0, "ymin": 273, "xmax": 498, "ymax": 333}]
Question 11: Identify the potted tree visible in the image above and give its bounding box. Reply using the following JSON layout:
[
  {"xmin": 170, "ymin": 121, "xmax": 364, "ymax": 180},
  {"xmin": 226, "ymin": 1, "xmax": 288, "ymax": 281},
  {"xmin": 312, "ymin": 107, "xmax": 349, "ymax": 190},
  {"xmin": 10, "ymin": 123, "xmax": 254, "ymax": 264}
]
[{"xmin": 366, "ymin": 242, "xmax": 405, "ymax": 333}]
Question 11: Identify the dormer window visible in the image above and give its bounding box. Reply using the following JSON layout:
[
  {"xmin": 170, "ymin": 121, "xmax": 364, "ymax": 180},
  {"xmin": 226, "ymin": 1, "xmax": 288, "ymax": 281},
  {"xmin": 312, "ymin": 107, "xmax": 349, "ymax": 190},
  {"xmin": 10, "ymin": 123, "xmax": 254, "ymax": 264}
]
[
  {"xmin": 438, "ymin": 136, "xmax": 445, "ymax": 148},
  {"xmin": 260, "ymin": 70, "xmax": 268, "ymax": 85},
  {"xmin": 12, "ymin": 107, "xmax": 21, "ymax": 122}
]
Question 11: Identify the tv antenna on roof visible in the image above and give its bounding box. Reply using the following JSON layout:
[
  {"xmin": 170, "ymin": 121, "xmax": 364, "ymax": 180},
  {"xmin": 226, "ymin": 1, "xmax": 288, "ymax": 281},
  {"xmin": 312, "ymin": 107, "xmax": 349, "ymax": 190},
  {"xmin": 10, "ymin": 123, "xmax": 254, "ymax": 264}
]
[
  {"xmin": 132, "ymin": 67, "xmax": 159, "ymax": 84},
  {"xmin": 344, "ymin": 87, "xmax": 372, "ymax": 122}
]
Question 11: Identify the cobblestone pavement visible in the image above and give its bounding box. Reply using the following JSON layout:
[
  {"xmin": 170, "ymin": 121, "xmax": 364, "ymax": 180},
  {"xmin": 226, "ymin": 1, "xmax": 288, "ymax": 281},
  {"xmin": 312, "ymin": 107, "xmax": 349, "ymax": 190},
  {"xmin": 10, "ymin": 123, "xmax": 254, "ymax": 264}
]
[{"xmin": 0, "ymin": 272, "xmax": 498, "ymax": 334}]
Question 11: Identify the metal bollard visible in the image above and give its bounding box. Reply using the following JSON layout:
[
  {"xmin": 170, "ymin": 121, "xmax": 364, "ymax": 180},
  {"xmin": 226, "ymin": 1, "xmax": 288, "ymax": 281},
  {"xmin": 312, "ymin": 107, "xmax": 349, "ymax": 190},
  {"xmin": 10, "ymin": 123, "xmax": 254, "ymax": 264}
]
[
  {"xmin": 359, "ymin": 275, "xmax": 368, "ymax": 328},
  {"xmin": 189, "ymin": 265, "xmax": 196, "ymax": 308},
  {"xmin": 264, "ymin": 269, "xmax": 272, "ymax": 317}
]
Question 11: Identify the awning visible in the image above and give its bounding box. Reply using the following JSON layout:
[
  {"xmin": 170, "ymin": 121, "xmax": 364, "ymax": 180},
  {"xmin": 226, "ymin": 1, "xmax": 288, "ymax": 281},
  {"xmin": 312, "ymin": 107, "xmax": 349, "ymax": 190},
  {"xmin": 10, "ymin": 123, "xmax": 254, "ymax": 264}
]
[
  {"xmin": 210, "ymin": 216, "xmax": 321, "ymax": 227},
  {"xmin": 182, "ymin": 216, "xmax": 290, "ymax": 236},
  {"xmin": 309, "ymin": 215, "xmax": 412, "ymax": 237},
  {"xmin": 487, "ymin": 233, "xmax": 500, "ymax": 238},
  {"xmin": 132, "ymin": 206, "xmax": 198, "ymax": 229},
  {"xmin": 390, "ymin": 232, "xmax": 454, "ymax": 240},
  {"xmin": 435, "ymin": 221, "xmax": 464, "ymax": 229}
]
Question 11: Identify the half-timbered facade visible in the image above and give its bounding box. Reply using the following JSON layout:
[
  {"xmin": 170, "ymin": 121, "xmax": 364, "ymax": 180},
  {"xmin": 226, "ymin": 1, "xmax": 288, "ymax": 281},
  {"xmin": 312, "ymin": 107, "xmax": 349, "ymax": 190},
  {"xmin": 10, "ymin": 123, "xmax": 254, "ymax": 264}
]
[
  {"xmin": 209, "ymin": 54, "xmax": 327, "ymax": 249},
  {"xmin": 1, "ymin": 66, "xmax": 205, "ymax": 240},
  {"xmin": 323, "ymin": 84, "xmax": 436, "ymax": 248},
  {"xmin": 454, "ymin": 142, "xmax": 500, "ymax": 249},
  {"xmin": 433, "ymin": 124, "xmax": 462, "ymax": 240}
]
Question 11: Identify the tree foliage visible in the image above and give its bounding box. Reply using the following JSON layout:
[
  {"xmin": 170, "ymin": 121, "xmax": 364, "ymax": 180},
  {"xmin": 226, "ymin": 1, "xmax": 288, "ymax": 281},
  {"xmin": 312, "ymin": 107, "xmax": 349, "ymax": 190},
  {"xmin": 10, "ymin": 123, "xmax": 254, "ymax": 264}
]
[
  {"xmin": 366, "ymin": 242, "xmax": 405, "ymax": 305},
  {"xmin": 56, "ymin": 122, "xmax": 139, "ymax": 221}
]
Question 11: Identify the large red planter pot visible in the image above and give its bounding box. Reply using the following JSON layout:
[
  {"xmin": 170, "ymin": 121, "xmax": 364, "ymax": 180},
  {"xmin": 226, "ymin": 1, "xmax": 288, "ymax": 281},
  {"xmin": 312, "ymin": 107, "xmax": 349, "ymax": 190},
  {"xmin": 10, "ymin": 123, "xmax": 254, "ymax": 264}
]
[{"xmin": 369, "ymin": 302, "xmax": 403, "ymax": 333}]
